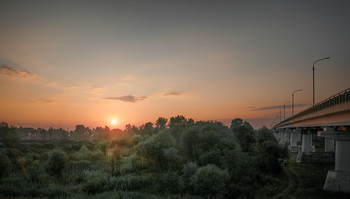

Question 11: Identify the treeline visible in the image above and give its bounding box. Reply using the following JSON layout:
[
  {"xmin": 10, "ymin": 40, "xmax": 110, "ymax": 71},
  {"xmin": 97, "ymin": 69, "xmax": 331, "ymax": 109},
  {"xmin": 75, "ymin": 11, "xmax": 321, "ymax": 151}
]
[{"xmin": 0, "ymin": 116, "xmax": 289, "ymax": 198}]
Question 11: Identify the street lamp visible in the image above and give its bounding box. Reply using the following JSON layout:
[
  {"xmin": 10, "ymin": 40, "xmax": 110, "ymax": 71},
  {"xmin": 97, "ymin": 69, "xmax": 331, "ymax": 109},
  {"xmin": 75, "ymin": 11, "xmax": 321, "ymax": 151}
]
[
  {"xmin": 313, "ymin": 57, "xmax": 330, "ymax": 106},
  {"xmin": 292, "ymin": 89, "xmax": 302, "ymax": 116},
  {"xmin": 283, "ymin": 101, "xmax": 290, "ymax": 120}
]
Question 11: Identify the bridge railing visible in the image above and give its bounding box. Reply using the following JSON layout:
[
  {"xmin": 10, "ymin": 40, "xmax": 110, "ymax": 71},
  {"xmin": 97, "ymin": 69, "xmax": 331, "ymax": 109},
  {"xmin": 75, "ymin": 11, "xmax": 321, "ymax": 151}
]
[{"xmin": 274, "ymin": 88, "xmax": 350, "ymax": 128}]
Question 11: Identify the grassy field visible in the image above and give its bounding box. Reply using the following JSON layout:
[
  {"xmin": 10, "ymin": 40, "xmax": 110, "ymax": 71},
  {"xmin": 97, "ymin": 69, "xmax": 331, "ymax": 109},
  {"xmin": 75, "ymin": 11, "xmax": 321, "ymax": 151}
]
[{"xmin": 275, "ymin": 153, "xmax": 350, "ymax": 199}]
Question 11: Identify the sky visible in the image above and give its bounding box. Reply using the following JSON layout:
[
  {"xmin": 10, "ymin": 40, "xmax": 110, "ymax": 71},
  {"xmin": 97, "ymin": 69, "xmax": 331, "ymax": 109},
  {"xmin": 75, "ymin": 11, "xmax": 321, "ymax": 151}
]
[{"xmin": 0, "ymin": 0, "xmax": 349, "ymax": 130}]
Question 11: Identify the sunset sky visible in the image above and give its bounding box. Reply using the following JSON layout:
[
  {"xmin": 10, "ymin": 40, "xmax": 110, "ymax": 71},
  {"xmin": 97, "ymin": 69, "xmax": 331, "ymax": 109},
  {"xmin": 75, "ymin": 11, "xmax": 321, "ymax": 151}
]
[{"xmin": 1, "ymin": 0, "xmax": 349, "ymax": 130}]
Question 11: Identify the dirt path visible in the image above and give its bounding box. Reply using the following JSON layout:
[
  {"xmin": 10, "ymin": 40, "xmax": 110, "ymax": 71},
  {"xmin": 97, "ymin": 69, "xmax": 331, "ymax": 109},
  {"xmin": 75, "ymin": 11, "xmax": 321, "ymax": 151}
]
[{"xmin": 273, "ymin": 167, "xmax": 300, "ymax": 199}]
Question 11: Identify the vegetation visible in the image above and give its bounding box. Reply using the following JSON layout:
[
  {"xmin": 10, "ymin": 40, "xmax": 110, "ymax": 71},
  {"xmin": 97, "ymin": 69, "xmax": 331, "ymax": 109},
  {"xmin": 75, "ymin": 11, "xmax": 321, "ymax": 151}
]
[{"xmin": 0, "ymin": 117, "xmax": 292, "ymax": 198}]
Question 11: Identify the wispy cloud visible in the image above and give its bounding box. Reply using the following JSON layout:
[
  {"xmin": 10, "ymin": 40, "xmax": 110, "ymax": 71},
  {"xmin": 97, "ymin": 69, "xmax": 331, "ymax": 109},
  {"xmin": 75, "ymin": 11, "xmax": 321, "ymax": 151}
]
[
  {"xmin": 251, "ymin": 103, "xmax": 309, "ymax": 111},
  {"xmin": 0, "ymin": 66, "xmax": 37, "ymax": 80},
  {"xmin": 164, "ymin": 91, "xmax": 183, "ymax": 96},
  {"xmin": 0, "ymin": 66, "xmax": 104, "ymax": 97},
  {"xmin": 28, "ymin": 99, "xmax": 56, "ymax": 103},
  {"xmin": 104, "ymin": 95, "xmax": 147, "ymax": 103}
]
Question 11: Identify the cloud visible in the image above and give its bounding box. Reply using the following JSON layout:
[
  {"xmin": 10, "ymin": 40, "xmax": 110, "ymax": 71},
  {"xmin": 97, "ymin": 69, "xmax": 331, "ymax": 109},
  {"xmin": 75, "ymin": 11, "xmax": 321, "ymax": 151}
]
[
  {"xmin": 251, "ymin": 103, "xmax": 309, "ymax": 111},
  {"xmin": 104, "ymin": 95, "xmax": 147, "ymax": 103},
  {"xmin": 28, "ymin": 99, "xmax": 56, "ymax": 103},
  {"xmin": 164, "ymin": 91, "xmax": 183, "ymax": 96},
  {"xmin": 251, "ymin": 104, "xmax": 309, "ymax": 111},
  {"xmin": 0, "ymin": 66, "xmax": 37, "ymax": 80}
]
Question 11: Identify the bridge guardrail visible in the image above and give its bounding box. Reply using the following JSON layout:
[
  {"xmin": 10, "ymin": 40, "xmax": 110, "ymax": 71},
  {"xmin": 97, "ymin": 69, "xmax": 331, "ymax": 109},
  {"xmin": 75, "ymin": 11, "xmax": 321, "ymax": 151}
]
[{"xmin": 274, "ymin": 88, "xmax": 350, "ymax": 128}]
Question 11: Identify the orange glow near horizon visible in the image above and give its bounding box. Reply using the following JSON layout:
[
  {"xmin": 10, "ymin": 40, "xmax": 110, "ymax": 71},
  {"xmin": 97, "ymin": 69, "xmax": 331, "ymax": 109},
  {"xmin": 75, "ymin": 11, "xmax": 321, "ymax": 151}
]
[{"xmin": 1, "ymin": 1, "xmax": 349, "ymax": 130}]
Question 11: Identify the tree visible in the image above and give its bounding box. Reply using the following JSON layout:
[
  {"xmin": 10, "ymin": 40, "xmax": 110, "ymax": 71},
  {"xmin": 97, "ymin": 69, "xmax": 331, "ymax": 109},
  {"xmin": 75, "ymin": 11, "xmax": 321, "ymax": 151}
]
[
  {"xmin": 74, "ymin": 124, "xmax": 91, "ymax": 140},
  {"xmin": 230, "ymin": 118, "xmax": 243, "ymax": 130},
  {"xmin": 156, "ymin": 117, "xmax": 167, "ymax": 129},
  {"xmin": 193, "ymin": 164, "xmax": 229, "ymax": 196},
  {"xmin": 45, "ymin": 149, "xmax": 68, "ymax": 179},
  {"xmin": 255, "ymin": 140, "xmax": 289, "ymax": 174},
  {"xmin": 0, "ymin": 122, "xmax": 19, "ymax": 147},
  {"xmin": 256, "ymin": 126, "xmax": 276, "ymax": 144},
  {"xmin": 140, "ymin": 122, "xmax": 154, "ymax": 135},
  {"xmin": 234, "ymin": 125, "xmax": 255, "ymax": 152},
  {"xmin": 169, "ymin": 115, "xmax": 187, "ymax": 129}
]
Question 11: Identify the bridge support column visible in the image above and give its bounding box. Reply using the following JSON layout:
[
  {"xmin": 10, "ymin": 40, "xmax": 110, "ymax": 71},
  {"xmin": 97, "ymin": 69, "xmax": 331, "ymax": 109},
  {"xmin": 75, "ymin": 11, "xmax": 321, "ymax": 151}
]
[
  {"xmin": 301, "ymin": 132, "xmax": 313, "ymax": 152},
  {"xmin": 289, "ymin": 129, "xmax": 302, "ymax": 153},
  {"xmin": 290, "ymin": 131, "xmax": 298, "ymax": 147},
  {"xmin": 275, "ymin": 131, "xmax": 281, "ymax": 142},
  {"xmin": 279, "ymin": 131, "xmax": 285, "ymax": 144},
  {"xmin": 321, "ymin": 127, "xmax": 350, "ymax": 193},
  {"xmin": 284, "ymin": 130, "xmax": 290, "ymax": 145},
  {"xmin": 325, "ymin": 138, "xmax": 335, "ymax": 152}
]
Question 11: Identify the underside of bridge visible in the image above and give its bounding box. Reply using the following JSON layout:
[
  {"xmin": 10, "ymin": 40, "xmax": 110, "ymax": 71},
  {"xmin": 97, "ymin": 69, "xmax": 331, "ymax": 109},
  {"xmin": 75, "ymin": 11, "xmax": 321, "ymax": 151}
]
[{"xmin": 273, "ymin": 88, "xmax": 350, "ymax": 193}]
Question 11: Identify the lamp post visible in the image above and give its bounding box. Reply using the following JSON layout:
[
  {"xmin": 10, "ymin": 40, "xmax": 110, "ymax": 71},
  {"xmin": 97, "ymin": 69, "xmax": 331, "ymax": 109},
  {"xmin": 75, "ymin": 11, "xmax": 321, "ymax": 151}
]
[
  {"xmin": 292, "ymin": 89, "xmax": 302, "ymax": 116},
  {"xmin": 313, "ymin": 57, "xmax": 330, "ymax": 106},
  {"xmin": 283, "ymin": 101, "xmax": 290, "ymax": 120}
]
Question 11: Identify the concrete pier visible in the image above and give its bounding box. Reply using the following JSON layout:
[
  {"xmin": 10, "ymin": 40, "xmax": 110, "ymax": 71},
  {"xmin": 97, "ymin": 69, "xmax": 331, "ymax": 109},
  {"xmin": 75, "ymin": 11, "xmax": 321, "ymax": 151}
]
[
  {"xmin": 325, "ymin": 138, "xmax": 335, "ymax": 152},
  {"xmin": 321, "ymin": 127, "xmax": 350, "ymax": 193},
  {"xmin": 302, "ymin": 133, "xmax": 313, "ymax": 152}
]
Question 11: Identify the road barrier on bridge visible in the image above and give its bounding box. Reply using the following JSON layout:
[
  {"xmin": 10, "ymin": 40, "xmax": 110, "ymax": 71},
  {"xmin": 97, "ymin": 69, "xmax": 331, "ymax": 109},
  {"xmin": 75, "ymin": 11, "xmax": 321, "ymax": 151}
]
[{"xmin": 274, "ymin": 88, "xmax": 350, "ymax": 129}]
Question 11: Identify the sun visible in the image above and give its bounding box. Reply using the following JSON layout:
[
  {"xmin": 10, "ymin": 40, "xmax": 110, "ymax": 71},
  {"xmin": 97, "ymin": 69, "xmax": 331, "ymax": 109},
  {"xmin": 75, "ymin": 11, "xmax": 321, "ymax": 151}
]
[{"xmin": 111, "ymin": 118, "xmax": 118, "ymax": 125}]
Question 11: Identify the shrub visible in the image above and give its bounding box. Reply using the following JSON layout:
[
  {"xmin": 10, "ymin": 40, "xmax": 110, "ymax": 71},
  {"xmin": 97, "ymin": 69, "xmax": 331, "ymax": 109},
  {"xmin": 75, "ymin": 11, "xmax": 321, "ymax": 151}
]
[
  {"xmin": 0, "ymin": 151, "xmax": 11, "ymax": 179},
  {"xmin": 180, "ymin": 127, "xmax": 201, "ymax": 161},
  {"xmin": 26, "ymin": 160, "xmax": 49, "ymax": 184},
  {"xmin": 86, "ymin": 191, "xmax": 158, "ymax": 199},
  {"xmin": 159, "ymin": 172, "xmax": 183, "ymax": 194},
  {"xmin": 82, "ymin": 170, "xmax": 109, "ymax": 195},
  {"xmin": 106, "ymin": 173, "xmax": 151, "ymax": 191},
  {"xmin": 255, "ymin": 140, "xmax": 289, "ymax": 174},
  {"xmin": 199, "ymin": 149, "xmax": 224, "ymax": 168},
  {"xmin": 132, "ymin": 134, "xmax": 143, "ymax": 145},
  {"xmin": 76, "ymin": 145, "xmax": 91, "ymax": 160},
  {"xmin": 163, "ymin": 147, "xmax": 183, "ymax": 171},
  {"xmin": 234, "ymin": 125, "xmax": 256, "ymax": 152},
  {"xmin": 192, "ymin": 164, "xmax": 229, "ymax": 197},
  {"xmin": 45, "ymin": 149, "xmax": 68, "ymax": 178},
  {"xmin": 256, "ymin": 127, "xmax": 276, "ymax": 144},
  {"xmin": 0, "ymin": 184, "xmax": 22, "ymax": 197},
  {"xmin": 136, "ymin": 130, "xmax": 175, "ymax": 170}
]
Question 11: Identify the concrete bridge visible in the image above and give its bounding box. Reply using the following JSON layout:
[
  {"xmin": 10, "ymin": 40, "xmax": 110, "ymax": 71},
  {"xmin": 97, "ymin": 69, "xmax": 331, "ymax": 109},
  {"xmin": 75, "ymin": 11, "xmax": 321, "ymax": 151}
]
[{"xmin": 273, "ymin": 88, "xmax": 350, "ymax": 193}]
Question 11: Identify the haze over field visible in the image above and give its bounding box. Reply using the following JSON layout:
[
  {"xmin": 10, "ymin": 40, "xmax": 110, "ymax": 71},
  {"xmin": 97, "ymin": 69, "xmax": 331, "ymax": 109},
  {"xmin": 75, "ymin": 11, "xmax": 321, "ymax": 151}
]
[{"xmin": 1, "ymin": 0, "xmax": 350, "ymax": 129}]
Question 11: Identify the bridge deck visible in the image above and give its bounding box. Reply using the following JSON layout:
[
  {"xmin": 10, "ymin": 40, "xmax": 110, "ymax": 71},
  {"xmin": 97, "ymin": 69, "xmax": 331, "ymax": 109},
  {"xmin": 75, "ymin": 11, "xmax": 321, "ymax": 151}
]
[{"xmin": 274, "ymin": 88, "xmax": 350, "ymax": 129}]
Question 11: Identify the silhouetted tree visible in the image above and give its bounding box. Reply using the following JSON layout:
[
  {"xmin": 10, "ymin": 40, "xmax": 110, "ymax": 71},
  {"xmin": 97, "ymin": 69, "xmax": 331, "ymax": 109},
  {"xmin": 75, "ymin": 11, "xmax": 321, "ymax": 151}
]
[
  {"xmin": 156, "ymin": 117, "xmax": 167, "ymax": 129},
  {"xmin": 232, "ymin": 119, "xmax": 255, "ymax": 152},
  {"xmin": 169, "ymin": 115, "xmax": 187, "ymax": 129},
  {"xmin": 0, "ymin": 122, "xmax": 19, "ymax": 147},
  {"xmin": 140, "ymin": 122, "xmax": 154, "ymax": 135}
]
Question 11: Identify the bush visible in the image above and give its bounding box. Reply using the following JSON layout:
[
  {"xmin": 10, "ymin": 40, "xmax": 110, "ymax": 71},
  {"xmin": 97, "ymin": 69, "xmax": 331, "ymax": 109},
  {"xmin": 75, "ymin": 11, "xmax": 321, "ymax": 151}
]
[
  {"xmin": 163, "ymin": 147, "xmax": 183, "ymax": 171},
  {"xmin": 255, "ymin": 140, "xmax": 289, "ymax": 174},
  {"xmin": 234, "ymin": 125, "xmax": 256, "ymax": 152},
  {"xmin": 192, "ymin": 164, "xmax": 229, "ymax": 197},
  {"xmin": 45, "ymin": 149, "xmax": 68, "ymax": 178},
  {"xmin": 159, "ymin": 172, "xmax": 183, "ymax": 194},
  {"xmin": 256, "ymin": 127, "xmax": 276, "ymax": 144},
  {"xmin": 180, "ymin": 127, "xmax": 201, "ymax": 161},
  {"xmin": 136, "ymin": 130, "xmax": 175, "ymax": 170},
  {"xmin": 26, "ymin": 160, "xmax": 49, "ymax": 184},
  {"xmin": 0, "ymin": 151, "xmax": 11, "ymax": 179},
  {"xmin": 86, "ymin": 191, "xmax": 158, "ymax": 199},
  {"xmin": 182, "ymin": 162, "xmax": 198, "ymax": 184},
  {"xmin": 0, "ymin": 184, "xmax": 22, "ymax": 197},
  {"xmin": 82, "ymin": 170, "xmax": 109, "ymax": 195},
  {"xmin": 74, "ymin": 145, "xmax": 91, "ymax": 160},
  {"xmin": 106, "ymin": 173, "xmax": 151, "ymax": 191}
]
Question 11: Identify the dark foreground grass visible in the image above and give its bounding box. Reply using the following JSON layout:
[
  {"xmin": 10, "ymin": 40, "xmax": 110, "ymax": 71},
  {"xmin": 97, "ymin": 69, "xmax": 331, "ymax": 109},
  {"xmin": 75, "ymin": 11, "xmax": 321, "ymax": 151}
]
[{"xmin": 283, "ymin": 153, "xmax": 350, "ymax": 199}]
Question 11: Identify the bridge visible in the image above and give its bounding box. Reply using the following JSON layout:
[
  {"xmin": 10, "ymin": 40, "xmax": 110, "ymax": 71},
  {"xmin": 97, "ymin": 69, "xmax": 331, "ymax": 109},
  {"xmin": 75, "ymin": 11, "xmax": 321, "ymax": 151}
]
[{"xmin": 273, "ymin": 88, "xmax": 350, "ymax": 193}]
